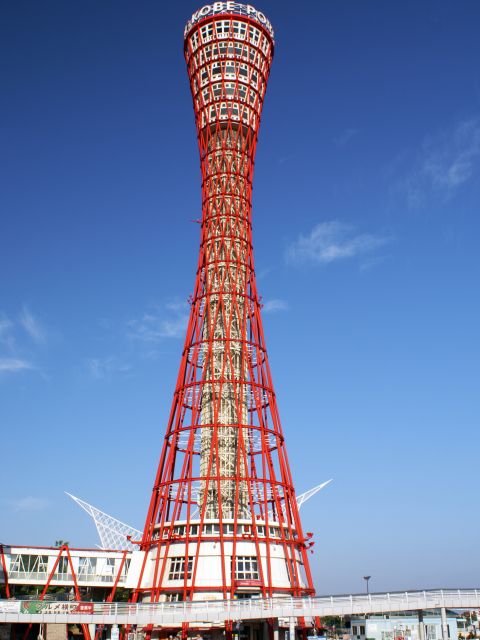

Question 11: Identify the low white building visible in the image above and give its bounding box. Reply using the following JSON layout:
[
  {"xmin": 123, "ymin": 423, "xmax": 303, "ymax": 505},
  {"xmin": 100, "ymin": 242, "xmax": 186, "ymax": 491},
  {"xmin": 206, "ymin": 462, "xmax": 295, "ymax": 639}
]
[{"xmin": 350, "ymin": 613, "xmax": 458, "ymax": 640}]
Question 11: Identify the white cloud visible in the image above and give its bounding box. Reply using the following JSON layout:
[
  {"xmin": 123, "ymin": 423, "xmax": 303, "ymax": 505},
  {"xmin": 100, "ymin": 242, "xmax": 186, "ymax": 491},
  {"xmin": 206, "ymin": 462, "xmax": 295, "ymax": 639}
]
[
  {"xmin": 334, "ymin": 128, "xmax": 359, "ymax": 147},
  {"xmin": 0, "ymin": 312, "xmax": 13, "ymax": 338},
  {"xmin": 19, "ymin": 306, "xmax": 46, "ymax": 343},
  {"xmin": 13, "ymin": 496, "xmax": 49, "ymax": 511},
  {"xmin": 256, "ymin": 266, "xmax": 273, "ymax": 280},
  {"xmin": 127, "ymin": 302, "xmax": 189, "ymax": 342},
  {"xmin": 286, "ymin": 221, "xmax": 390, "ymax": 266},
  {"xmin": 0, "ymin": 312, "xmax": 15, "ymax": 351},
  {"xmin": 404, "ymin": 116, "xmax": 480, "ymax": 207},
  {"xmin": 0, "ymin": 357, "xmax": 34, "ymax": 373},
  {"xmin": 262, "ymin": 299, "xmax": 289, "ymax": 313},
  {"xmin": 0, "ymin": 308, "xmax": 45, "ymax": 378},
  {"xmin": 87, "ymin": 357, "xmax": 131, "ymax": 380}
]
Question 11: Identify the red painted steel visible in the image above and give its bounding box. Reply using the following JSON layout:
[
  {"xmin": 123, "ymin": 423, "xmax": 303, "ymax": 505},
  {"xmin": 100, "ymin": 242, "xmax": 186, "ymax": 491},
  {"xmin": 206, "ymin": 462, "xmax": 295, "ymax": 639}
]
[
  {"xmin": 134, "ymin": 6, "xmax": 315, "ymax": 606},
  {"xmin": 94, "ymin": 549, "xmax": 129, "ymax": 640},
  {"xmin": 1, "ymin": 545, "xmax": 128, "ymax": 640},
  {"xmin": 21, "ymin": 546, "xmax": 91, "ymax": 640},
  {"xmin": 0, "ymin": 545, "xmax": 10, "ymax": 599}
]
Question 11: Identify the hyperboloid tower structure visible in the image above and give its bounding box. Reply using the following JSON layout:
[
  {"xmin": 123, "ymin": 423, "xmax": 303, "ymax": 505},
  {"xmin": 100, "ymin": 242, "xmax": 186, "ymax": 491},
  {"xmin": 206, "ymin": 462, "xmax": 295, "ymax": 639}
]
[{"xmin": 133, "ymin": 3, "xmax": 315, "ymax": 605}]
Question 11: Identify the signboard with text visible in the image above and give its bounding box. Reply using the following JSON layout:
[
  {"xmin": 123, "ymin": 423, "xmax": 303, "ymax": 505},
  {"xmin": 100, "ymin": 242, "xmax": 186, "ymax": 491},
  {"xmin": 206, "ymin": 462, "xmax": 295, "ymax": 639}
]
[
  {"xmin": 20, "ymin": 601, "xmax": 94, "ymax": 615},
  {"xmin": 0, "ymin": 602, "xmax": 20, "ymax": 614},
  {"xmin": 184, "ymin": 3, "xmax": 274, "ymax": 41}
]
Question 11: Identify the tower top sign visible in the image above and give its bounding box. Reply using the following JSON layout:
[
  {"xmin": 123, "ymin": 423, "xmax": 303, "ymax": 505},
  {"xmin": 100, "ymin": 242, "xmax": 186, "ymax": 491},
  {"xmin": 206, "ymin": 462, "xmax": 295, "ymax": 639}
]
[{"xmin": 184, "ymin": 2, "xmax": 275, "ymax": 42}]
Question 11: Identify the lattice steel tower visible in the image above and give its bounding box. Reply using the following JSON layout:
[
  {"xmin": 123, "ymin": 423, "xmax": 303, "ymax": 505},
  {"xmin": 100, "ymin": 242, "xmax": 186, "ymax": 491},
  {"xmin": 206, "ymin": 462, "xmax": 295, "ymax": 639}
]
[{"xmin": 133, "ymin": 3, "xmax": 315, "ymax": 604}]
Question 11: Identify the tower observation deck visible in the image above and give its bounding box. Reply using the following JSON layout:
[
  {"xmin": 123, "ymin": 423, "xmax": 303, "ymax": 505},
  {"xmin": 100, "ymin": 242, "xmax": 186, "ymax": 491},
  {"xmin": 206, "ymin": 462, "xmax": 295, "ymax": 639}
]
[{"xmin": 132, "ymin": 3, "xmax": 315, "ymax": 606}]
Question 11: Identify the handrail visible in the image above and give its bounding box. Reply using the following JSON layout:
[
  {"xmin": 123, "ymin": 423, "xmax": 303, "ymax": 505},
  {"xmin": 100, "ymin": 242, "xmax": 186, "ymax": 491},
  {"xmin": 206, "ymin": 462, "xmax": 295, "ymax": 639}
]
[{"xmin": 1, "ymin": 589, "xmax": 479, "ymax": 625}]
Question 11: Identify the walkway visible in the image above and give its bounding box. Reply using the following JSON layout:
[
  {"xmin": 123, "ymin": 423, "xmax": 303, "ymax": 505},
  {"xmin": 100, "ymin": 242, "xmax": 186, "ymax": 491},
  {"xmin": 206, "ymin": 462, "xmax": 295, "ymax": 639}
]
[{"xmin": 1, "ymin": 589, "xmax": 479, "ymax": 626}]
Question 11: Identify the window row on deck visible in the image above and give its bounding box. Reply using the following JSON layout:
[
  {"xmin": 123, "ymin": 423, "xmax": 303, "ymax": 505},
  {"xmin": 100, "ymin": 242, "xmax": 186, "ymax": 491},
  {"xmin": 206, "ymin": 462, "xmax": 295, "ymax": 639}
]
[
  {"xmin": 188, "ymin": 20, "xmax": 271, "ymax": 57},
  {"xmin": 155, "ymin": 522, "xmax": 297, "ymax": 539},
  {"xmin": 196, "ymin": 82, "xmax": 262, "ymax": 110},
  {"xmin": 193, "ymin": 60, "xmax": 263, "ymax": 91},
  {"xmin": 187, "ymin": 40, "xmax": 270, "ymax": 77},
  {"xmin": 197, "ymin": 101, "xmax": 258, "ymax": 128}
]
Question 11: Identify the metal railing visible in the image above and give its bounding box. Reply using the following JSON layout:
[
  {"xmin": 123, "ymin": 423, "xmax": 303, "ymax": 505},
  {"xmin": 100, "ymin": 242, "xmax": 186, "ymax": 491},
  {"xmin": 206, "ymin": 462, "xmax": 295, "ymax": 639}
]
[
  {"xmin": 1, "ymin": 589, "xmax": 479, "ymax": 626},
  {"xmin": 6, "ymin": 570, "xmax": 128, "ymax": 584}
]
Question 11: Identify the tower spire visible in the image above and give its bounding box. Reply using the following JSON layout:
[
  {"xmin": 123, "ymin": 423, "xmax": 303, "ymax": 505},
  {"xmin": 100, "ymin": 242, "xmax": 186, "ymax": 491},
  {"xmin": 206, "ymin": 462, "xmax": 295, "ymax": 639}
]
[{"xmin": 134, "ymin": 3, "xmax": 315, "ymax": 603}]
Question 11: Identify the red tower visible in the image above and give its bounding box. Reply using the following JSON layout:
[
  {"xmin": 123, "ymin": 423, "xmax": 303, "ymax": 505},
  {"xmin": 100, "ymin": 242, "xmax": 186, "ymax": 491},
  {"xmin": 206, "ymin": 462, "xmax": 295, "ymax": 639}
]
[{"xmin": 133, "ymin": 3, "xmax": 315, "ymax": 605}]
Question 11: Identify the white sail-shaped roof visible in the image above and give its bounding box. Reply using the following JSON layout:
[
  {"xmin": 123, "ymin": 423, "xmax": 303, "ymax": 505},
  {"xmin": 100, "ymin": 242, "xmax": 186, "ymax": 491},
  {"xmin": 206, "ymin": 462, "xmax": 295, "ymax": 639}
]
[
  {"xmin": 66, "ymin": 492, "xmax": 141, "ymax": 551},
  {"xmin": 67, "ymin": 481, "xmax": 331, "ymax": 551}
]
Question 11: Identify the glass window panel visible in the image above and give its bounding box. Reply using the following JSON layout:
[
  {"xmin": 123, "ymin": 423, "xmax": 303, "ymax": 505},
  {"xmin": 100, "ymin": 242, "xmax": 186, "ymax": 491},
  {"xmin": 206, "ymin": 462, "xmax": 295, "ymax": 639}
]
[{"xmin": 168, "ymin": 556, "xmax": 193, "ymax": 580}]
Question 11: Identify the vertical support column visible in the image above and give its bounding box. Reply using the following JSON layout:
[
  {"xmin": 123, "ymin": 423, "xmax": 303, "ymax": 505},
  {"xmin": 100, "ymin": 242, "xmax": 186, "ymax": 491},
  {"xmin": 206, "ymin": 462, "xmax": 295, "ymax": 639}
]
[
  {"xmin": 226, "ymin": 620, "xmax": 233, "ymax": 640},
  {"xmin": 266, "ymin": 620, "xmax": 274, "ymax": 640},
  {"xmin": 418, "ymin": 610, "xmax": 425, "ymax": 640},
  {"xmin": 440, "ymin": 607, "xmax": 449, "ymax": 640},
  {"xmin": 273, "ymin": 619, "xmax": 279, "ymax": 640},
  {"xmin": 289, "ymin": 618, "xmax": 296, "ymax": 640},
  {"xmin": 182, "ymin": 621, "xmax": 190, "ymax": 640},
  {"xmin": 0, "ymin": 544, "xmax": 11, "ymax": 598}
]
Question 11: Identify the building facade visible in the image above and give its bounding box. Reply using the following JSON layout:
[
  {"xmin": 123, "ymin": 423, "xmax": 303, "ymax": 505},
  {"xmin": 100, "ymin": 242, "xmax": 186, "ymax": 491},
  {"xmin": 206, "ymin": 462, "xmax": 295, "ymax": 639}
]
[{"xmin": 350, "ymin": 614, "xmax": 459, "ymax": 640}]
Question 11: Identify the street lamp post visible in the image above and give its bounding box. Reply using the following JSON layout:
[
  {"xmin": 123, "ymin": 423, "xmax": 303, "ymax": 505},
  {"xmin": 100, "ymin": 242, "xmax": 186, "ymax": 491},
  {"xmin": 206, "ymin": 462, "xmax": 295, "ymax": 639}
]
[{"xmin": 363, "ymin": 576, "xmax": 371, "ymax": 595}]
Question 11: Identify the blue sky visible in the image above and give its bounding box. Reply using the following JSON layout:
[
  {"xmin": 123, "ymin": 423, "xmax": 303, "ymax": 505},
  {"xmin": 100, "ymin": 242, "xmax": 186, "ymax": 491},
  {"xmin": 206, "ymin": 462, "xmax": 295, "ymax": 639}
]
[{"xmin": 1, "ymin": 0, "xmax": 479, "ymax": 594}]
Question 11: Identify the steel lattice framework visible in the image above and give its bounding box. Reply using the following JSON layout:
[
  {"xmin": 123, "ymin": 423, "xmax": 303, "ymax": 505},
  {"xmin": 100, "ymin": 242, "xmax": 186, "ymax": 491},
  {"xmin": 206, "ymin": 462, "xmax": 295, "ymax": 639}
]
[
  {"xmin": 66, "ymin": 493, "xmax": 142, "ymax": 551},
  {"xmin": 133, "ymin": 4, "xmax": 315, "ymax": 606}
]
